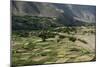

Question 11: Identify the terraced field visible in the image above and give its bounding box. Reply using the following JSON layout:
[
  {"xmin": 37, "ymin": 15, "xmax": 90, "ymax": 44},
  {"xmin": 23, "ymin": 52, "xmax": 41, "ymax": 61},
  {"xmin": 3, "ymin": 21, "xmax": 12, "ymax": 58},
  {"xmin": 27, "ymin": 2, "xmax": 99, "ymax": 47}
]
[{"xmin": 12, "ymin": 27, "xmax": 96, "ymax": 66}]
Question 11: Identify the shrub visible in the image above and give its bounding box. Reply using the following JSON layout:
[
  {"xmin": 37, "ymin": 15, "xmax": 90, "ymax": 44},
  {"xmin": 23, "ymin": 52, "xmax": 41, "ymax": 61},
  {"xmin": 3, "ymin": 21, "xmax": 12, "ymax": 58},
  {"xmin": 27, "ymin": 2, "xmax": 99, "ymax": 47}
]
[
  {"xmin": 38, "ymin": 30, "xmax": 47, "ymax": 41},
  {"xmin": 68, "ymin": 36, "xmax": 77, "ymax": 42},
  {"xmin": 59, "ymin": 35, "xmax": 66, "ymax": 39}
]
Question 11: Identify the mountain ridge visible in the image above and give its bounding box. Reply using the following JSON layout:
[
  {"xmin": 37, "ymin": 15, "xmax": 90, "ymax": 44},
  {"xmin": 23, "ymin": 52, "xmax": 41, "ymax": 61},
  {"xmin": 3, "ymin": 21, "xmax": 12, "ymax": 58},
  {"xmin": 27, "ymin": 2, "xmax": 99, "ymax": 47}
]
[{"xmin": 12, "ymin": 1, "xmax": 96, "ymax": 25}]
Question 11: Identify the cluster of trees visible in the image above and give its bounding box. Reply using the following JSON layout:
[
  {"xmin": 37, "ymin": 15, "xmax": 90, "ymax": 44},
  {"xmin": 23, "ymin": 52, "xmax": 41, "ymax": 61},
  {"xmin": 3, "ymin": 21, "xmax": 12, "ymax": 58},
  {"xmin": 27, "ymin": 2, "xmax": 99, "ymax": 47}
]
[
  {"xmin": 53, "ymin": 27, "xmax": 77, "ymax": 34},
  {"xmin": 13, "ymin": 29, "xmax": 57, "ymax": 41},
  {"xmin": 12, "ymin": 16, "xmax": 58, "ymax": 30}
]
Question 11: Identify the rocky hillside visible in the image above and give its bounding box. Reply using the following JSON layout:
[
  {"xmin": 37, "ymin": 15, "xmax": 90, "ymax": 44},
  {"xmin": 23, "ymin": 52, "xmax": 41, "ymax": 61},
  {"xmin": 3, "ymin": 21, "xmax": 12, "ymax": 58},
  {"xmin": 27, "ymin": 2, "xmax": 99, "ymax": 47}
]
[
  {"xmin": 12, "ymin": 1, "xmax": 96, "ymax": 23},
  {"xmin": 12, "ymin": 1, "xmax": 96, "ymax": 28}
]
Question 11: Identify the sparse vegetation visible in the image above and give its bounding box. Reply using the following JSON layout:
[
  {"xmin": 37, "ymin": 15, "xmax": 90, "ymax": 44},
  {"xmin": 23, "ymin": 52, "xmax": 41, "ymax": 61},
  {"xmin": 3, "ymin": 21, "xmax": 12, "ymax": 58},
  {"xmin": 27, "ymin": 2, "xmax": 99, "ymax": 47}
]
[
  {"xmin": 12, "ymin": 16, "xmax": 96, "ymax": 66},
  {"xmin": 68, "ymin": 36, "xmax": 77, "ymax": 42}
]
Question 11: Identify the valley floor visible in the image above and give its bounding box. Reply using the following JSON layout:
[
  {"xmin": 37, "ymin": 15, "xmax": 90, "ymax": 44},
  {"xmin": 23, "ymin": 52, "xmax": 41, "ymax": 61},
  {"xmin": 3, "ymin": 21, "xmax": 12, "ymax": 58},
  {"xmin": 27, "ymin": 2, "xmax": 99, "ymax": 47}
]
[{"xmin": 12, "ymin": 30, "xmax": 96, "ymax": 66}]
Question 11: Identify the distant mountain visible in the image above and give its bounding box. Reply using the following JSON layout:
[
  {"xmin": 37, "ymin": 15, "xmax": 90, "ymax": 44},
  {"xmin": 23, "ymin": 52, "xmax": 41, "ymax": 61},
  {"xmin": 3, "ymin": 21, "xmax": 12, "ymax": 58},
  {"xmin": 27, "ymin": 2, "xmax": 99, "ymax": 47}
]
[{"xmin": 12, "ymin": 1, "xmax": 96, "ymax": 26}]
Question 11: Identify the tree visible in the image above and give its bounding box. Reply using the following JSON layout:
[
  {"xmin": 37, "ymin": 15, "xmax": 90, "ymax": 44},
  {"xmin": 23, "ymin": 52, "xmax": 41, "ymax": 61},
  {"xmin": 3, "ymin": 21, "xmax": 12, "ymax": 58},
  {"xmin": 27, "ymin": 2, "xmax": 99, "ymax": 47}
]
[{"xmin": 38, "ymin": 30, "xmax": 47, "ymax": 41}]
